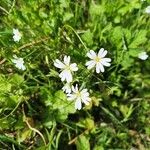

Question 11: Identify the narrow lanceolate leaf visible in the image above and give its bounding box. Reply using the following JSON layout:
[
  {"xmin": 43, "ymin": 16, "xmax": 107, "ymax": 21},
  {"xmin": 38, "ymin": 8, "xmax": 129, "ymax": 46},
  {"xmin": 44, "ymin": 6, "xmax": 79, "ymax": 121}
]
[{"xmin": 0, "ymin": 134, "xmax": 26, "ymax": 148}]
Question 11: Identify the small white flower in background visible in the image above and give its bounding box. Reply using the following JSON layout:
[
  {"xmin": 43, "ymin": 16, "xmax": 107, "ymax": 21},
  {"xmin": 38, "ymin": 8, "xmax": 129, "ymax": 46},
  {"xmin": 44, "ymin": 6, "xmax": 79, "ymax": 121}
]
[
  {"xmin": 54, "ymin": 55, "xmax": 78, "ymax": 83},
  {"xmin": 62, "ymin": 83, "xmax": 72, "ymax": 94},
  {"xmin": 12, "ymin": 55, "xmax": 26, "ymax": 70},
  {"xmin": 13, "ymin": 28, "xmax": 22, "ymax": 42},
  {"xmin": 86, "ymin": 48, "xmax": 111, "ymax": 73},
  {"xmin": 138, "ymin": 52, "xmax": 148, "ymax": 60},
  {"xmin": 67, "ymin": 84, "xmax": 91, "ymax": 110},
  {"xmin": 145, "ymin": 6, "xmax": 150, "ymax": 14}
]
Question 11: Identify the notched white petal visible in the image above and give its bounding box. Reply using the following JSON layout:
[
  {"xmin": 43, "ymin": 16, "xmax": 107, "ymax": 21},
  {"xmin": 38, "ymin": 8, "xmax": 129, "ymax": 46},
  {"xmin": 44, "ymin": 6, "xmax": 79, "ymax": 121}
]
[
  {"xmin": 66, "ymin": 71, "xmax": 73, "ymax": 83},
  {"xmin": 54, "ymin": 55, "xmax": 78, "ymax": 82},
  {"xmin": 86, "ymin": 48, "xmax": 111, "ymax": 73},
  {"xmin": 70, "ymin": 63, "xmax": 78, "ymax": 71},
  {"xmin": 96, "ymin": 63, "xmax": 104, "ymax": 73},
  {"xmin": 101, "ymin": 50, "xmax": 108, "ymax": 58},
  {"xmin": 98, "ymin": 48, "xmax": 104, "ymax": 57},
  {"xmin": 86, "ymin": 60, "xmax": 96, "ymax": 69},
  {"xmin": 87, "ymin": 50, "xmax": 96, "ymax": 59},
  {"xmin": 75, "ymin": 99, "xmax": 82, "ymax": 110},
  {"xmin": 64, "ymin": 55, "xmax": 70, "ymax": 65},
  {"xmin": 102, "ymin": 58, "xmax": 111, "ymax": 62}
]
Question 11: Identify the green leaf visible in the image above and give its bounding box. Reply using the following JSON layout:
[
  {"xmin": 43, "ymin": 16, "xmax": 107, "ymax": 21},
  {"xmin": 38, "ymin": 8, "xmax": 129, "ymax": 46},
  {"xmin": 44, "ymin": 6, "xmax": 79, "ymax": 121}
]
[
  {"xmin": 17, "ymin": 129, "xmax": 32, "ymax": 143},
  {"xmin": 93, "ymin": 146, "xmax": 104, "ymax": 150},
  {"xmin": 120, "ymin": 104, "xmax": 134, "ymax": 121},
  {"xmin": 111, "ymin": 26, "xmax": 122, "ymax": 48},
  {"xmin": 39, "ymin": 8, "xmax": 48, "ymax": 19},
  {"xmin": 53, "ymin": 91, "xmax": 76, "ymax": 121},
  {"xmin": 78, "ymin": 118, "xmax": 95, "ymax": 130},
  {"xmin": 120, "ymin": 52, "xmax": 134, "ymax": 69},
  {"xmin": 0, "ymin": 134, "xmax": 26, "ymax": 149},
  {"xmin": 9, "ymin": 74, "xmax": 24, "ymax": 86},
  {"xmin": 128, "ymin": 48, "xmax": 141, "ymax": 57},
  {"xmin": 0, "ymin": 74, "xmax": 11, "ymax": 93},
  {"xmin": 90, "ymin": 4, "xmax": 104, "ymax": 16},
  {"xmin": 60, "ymin": 0, "xmax": 69, "ymax": 8},
  {"xmin": 129, "ymin": 30, "xmax": 147, "ymax": 48},
  {"xmin": 82, "ymin": 30, "xmax": 93, "ymax": 46},
  {"xmin": 40, "ymin": 87, "xmax": 53, "ymax": 106},
  {"xmin": 63, "ymin": 12, "xmax": 74, "ymax": 22},
  {"xmin": 76, "ymin": 135, "xmax": 90, "ymax": 150}
]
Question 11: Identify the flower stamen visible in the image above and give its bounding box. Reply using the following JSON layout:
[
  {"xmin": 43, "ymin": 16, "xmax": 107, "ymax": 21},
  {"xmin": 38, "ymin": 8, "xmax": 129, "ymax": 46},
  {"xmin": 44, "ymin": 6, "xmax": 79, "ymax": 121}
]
[{"xmin": 95, "ymin": 56, "xmax": 101, "ymax": 62}]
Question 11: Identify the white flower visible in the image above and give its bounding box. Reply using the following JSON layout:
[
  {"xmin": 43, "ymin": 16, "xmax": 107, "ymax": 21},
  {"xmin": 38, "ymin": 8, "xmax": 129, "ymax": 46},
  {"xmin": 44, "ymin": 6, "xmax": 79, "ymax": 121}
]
[
  {"xmin": 54, "ymin": 55, "xmax": 78, "ymax": 83},
  {"xmin": 67, "ymin": 84, "xmax": 91, "ymax": 110},
  {"xmin": 13, "ymin": 28, "xmax": 22, "ymax": 42},
  {"xmin": 85, "ymin": 48, "xmax": 111, "ymax": 73},
  {"xmin": 12, "ymin": 55, "xmax": 26, "ymax": 70},
  {"xmin": 145, "ymin": 6, "xmax": 150, "ymax": 14},
  {"xmin": 62, "ymin": 83, "xmax": 72, "ymax": 94},
  {"xmin": 138, "ymin": 52, "xmax": 148, "ymax": 60}
]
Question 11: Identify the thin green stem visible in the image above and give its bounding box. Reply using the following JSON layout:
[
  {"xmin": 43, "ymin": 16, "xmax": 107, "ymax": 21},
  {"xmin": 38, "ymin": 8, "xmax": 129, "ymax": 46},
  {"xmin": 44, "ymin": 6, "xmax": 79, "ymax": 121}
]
[
  {"xmin": 0, "ymin": 100, "xmax": 22, "ymax": 120},
  {"xmin": 0, "ymin": 6, "xmax": 9, "ymax": 15},
  {"xmin": 63, "ymin": 24, "xmax": 88, "ymax": 50}
]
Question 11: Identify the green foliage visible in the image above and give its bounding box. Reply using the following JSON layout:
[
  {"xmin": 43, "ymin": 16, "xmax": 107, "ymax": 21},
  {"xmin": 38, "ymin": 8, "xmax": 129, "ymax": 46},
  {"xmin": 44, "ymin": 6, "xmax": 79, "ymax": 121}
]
[
  {"xmin": 76, "ymin": 135, "xmax": 90, "ymax": 150},
  {"xmin": 0, "ymin": 0, "xmax": 150, "ymax": 149}
]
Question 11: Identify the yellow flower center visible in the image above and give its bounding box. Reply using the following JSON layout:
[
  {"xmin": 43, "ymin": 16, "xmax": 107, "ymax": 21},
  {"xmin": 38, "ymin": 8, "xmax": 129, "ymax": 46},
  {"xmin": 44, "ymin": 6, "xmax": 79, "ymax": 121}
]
[
  {"xmin": 65, "ymin": 65, "xmax": 71, "ymax": 71},
  {"xmin": 76, "ymin": 91, "xmax": 81, "ymax": 97},
  {"xmin": 95, "ymin": 56, "xmax": 101, "ymax": 62}
]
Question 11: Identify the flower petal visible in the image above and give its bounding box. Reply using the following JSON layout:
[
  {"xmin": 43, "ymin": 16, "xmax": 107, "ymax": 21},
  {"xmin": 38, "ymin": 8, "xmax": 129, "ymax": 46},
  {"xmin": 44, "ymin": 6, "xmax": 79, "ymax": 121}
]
[
  {"xmin": 70, "ymin": 63, "xmax": 78, "ymax": 71},
  {"xmin": 101, "ymin": 58, "xmax": 111, "ymax": 66},
  {"xmin": 75, "ymin": 84, "xmax": 79, "ymax": 92},
  {"xmin": 21, "ymin": 65, "xmax": 26, "ymax": 70},
  {"xmin": 72, "ymin": 85, "xmax": 76, "ymax": 93},
  {"xmin": 64, "ymin": 55, "xmax": 70, "ymax": 65},
  {"xmin": 65, "ymin": 70, "xmax": 73, "ymax": 83},
  {"xmin": 54, "ymin": 59, "xmax": 65, "ymax": 69},
  {"xmin": 13, "ymin": 29, "xmax": 19, "ymax": 34},
  {"xmin": 87, "ymin": 50, "xmax": 97, "ymax": 59},
  {"xmin": 96, "ymin": 63, "xmax": 104, "ymax": 73},
  {"xmin": 81, "ymin": 89, "xmax": 88, "ymax": 93},
  {"xmin": 138, "ymin": 52, "xmax": 149, "ymax": 60},
  {"xmin": 75, "ymin": 98, "xmax": 82, "ymax": 110},
  {"xmin": 67, "ymin": 94, "xmax": 76, "ymax": 101},
  {"xmin": 59, "ymin": 71, "xmax": 66, "ymax": 81},
  {"xmin": 98, "ymin": 48, "xmax": 105, "ymax": 57},
  {"xmin": 82, "ymin": 98, "xmax": 90, "ymax": 105},
  {"xmin": 81, "ymin": 96, "xmax": 90, "ymax": 103},
  {"xmin": 101, "ymin": 50, "xmax": 108, "ymax": 58},
  {"xmin": 13, "ymin": 29, "xmax": 22, "ymax": 42},
  {"xmin": 101, "ymin": 61, "xmax": 111, "ymax": 67},
  {"xmin": 86, "ymin": 60, "xmax": 96, "ymax": 69},
  {"xmin": 101, "ymin": 58, "xmax": 111, "ymax": 62},
  {"xmin": 60, "ymin": 70, "xmax": 72, "ymax": 83},
  {"xmin": 12, "ymin": 56, "xmax": 25, "ymax": 70},
  {"xmin": 12, "ymin": 59, "xmax": 18, "ymax": 64},
  {"xmin": 62, "ymin": 83, "xmax": 71, "ymax": 94}
]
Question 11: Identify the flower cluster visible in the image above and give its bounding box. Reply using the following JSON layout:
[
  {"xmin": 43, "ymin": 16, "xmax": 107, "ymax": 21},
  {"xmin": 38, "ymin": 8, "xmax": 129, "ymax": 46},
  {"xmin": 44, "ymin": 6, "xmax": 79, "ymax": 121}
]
[
  {"xmin": 54, "ymin": 56, "xmax": 78, "ymax": 83},
  {"xmin": 11, "ymin": 29, "xmax": 26, "ymax": 70},
  {"xmin": 11, "ymin": 28, "xmax": 149, "ymax": 110},
  {"xmin": 12, "ymin": 55, "xmax": 26, "ymax": 70},
  {"xmin": 86, "ymin": 48, "xmax": 111, "ymax": 73},
  {"xmin": 13, "ymin": 28, "xmax": 22, "ymax": 42},
  {"xmin": 67, "ymin": 85, "xmax": 91, "ymax": 110},
  {"xmin": 54, "ymin": 48, "xmax": 111, "ymax": 110}
]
